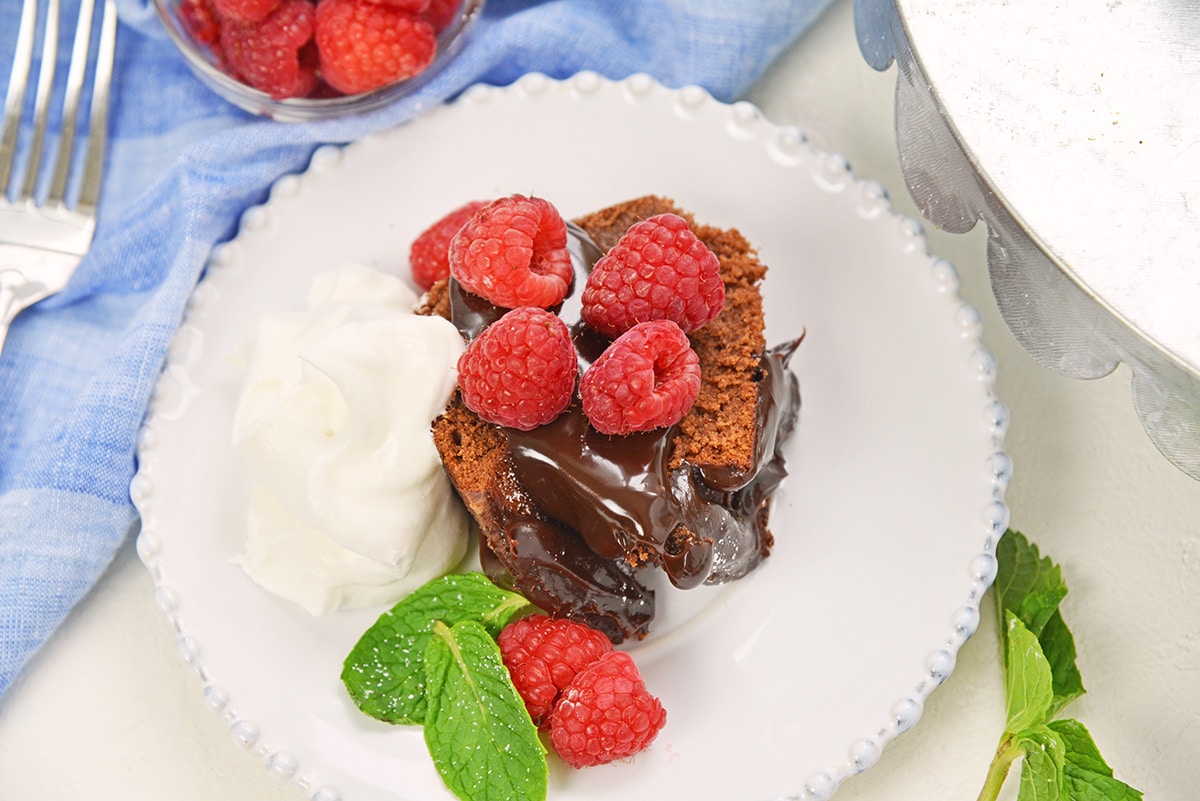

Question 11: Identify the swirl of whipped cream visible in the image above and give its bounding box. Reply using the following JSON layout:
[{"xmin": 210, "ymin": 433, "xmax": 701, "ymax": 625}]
[{"xmin": 231, "ymin": 263, "xmax": 467, "ymax": 614}]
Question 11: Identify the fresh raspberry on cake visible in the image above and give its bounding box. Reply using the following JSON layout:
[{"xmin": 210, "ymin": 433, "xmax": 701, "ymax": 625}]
[
  {"xmin": 211, "ymin": 0, "xmax": 281, "ymax": 24},
  {"xmin": 457, "ymin": 307, "xmax": 577, "ymax": 431},
  {"xmin": 580, "ymin": 212, "xmax": 725, "ymax": 338},
  {"xmin": 549, "ymin": 651, "xmax": 667, "ymax": 768},
  {"xmin": 580, "ymin": 319, "xmax": 701, "ymax": 436},
  {"xmin": 219, "ymin": 0, "xmax": 318, "ymax": 99},
  {"xmin": 498, "ymin": 615, "xmax": 613, "ymax": 730},
  {"xmin": 314, "ymin": 0, "xmax": 436, "ymax": 95},
  {"xmin": 409, "ymin": 200, "xmax": 487, "ymax": 291},
  {"xmin": 448, "ymin": 195, "xmax": 574, "ymax": 310}
]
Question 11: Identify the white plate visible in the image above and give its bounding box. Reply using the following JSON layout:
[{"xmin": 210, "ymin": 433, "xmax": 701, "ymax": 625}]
[{"xmin": 131, "ymin": 72, "xmax": 1009, "ymax": 801}]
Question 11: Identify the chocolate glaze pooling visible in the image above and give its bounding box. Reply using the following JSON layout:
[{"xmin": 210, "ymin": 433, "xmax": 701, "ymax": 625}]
[
  {"xmin": 504, "ymin": 342, "xmax": 799, "ymax": 590},
  {"xmin": 478, "ymin": 518, "xmax": 655, "ymax": 644}
]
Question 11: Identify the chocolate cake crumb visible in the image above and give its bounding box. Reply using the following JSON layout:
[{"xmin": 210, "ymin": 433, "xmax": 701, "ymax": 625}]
[{"xmin": 416, "ymin": 277, "xmax": 451, "ymax": 318}]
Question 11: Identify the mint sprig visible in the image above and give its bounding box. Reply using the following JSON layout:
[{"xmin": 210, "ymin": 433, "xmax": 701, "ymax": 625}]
[
  {"xmin": 342, "ymin": 572, "xmax": 545, "ymax": 801},
  {"xmin": 978, "ymin": 531, "xmax": 1142, "ymax": 801},
  {"xmin": 425, "ymin": 620, "xmax": 548, "ymax": 801},
  {"xmin": 341, "ymin": 572, "xmax": 532, "ymax": 724}
]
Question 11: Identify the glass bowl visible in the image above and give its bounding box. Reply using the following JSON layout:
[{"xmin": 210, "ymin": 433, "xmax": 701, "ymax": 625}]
[{"xmin": 153, "ymin": 0, "xmax": 485, "ymax": 122}]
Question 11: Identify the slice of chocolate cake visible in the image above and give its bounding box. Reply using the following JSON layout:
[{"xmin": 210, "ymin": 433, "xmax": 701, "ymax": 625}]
[{"xmin": 424, "ymin": 196, "xmax": 800, "ymax": 642}]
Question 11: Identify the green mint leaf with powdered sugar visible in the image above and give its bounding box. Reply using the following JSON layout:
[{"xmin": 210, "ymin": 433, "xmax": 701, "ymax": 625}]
[
  {"xmin": 341, "ymin": 572, "xmax": 533, "ymax": 724},
  {"xmin": 976, "ymin": 531, "xmax": 1142, "ymax": 801},
  {"xmin": 424, "ymin": 620, "xmax": 548, "ymax": 801},
  {"xmin": 340, "ymin": 573, "xmax": 546, "ymax": 801}
]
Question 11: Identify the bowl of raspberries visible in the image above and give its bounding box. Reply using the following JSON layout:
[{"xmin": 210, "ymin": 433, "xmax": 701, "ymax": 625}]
[{"xmin": 155, "ymin": 0, "xmax": 484, "ymax": 120}]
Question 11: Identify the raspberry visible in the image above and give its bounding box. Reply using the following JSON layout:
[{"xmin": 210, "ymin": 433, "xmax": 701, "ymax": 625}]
[
  {"xmin": 409, "ymin": 200, "xmax": 487, "ymax": 291},
  {"xmin": 369, "ymin": 0, "xmax": 430, "ymax": 12},
  {"xmin": 211, "ymin": 0, "xmax": 281, "ymax": 24},
  {"xmin": 219, "ymin": 0, "xmax": 318, "ymax": 99},
  {"xmin": 457, "ymin": 307, "xmax": 577, "ymax": 431},
  {"xmin": 419, "ymin": 0, "xmax": 463, "ymax": 32},
  {"xmin": 579, "ymin": 320, "xmax": 701, "ymax": 436},
  {"xmin": 314, "ymin": 0, "xmax": 436, "ymax": 95},
  {"xmin": 179, "ymin": 0, "xmax": 221, "ymax": 45},
  {"xmin": 498, "ymin": 615, "xmax": 613, "ymax": 730},
  {"xmin": 549, "ymin": 651, "xmax": 667, "ymax": 768},
  {"xmin": 580, "ymin": 213, "xmax": 725, "ymax": 338},
  {"xmin": 448, "ymin": 195, "xmax": 574, "ymax": 310}
]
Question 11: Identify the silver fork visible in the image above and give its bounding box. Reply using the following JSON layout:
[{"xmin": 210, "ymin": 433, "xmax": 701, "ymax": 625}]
[{"xmin": 0, "ymin": 0, "xmax": 118, "ymax": 357}]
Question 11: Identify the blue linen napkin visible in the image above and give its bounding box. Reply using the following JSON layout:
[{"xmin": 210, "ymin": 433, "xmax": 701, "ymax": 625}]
[{"xmin": 0, "ymin": 0, "xmax": 833, "ymax": 697}]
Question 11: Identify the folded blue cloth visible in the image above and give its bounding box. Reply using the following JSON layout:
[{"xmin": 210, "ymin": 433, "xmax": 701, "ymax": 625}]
[{"xmin": 0, "ymin": 0, "xmax": 833, "ymax": 697}]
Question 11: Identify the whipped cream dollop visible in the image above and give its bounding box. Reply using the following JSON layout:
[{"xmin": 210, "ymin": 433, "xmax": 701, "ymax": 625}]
[{"xmin": 231, "ymin": 263, "xmax": 468, "ymax": 614}]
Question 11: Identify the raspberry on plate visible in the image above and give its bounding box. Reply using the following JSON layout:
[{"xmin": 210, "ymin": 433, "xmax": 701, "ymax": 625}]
[
  {"xmin": 448, "ymin": 195, "xmax": 574, "ymax": 310},
  {"xmin": 314, "ymin": 0, "xmax": 437, "ymax": 95},
  {"xmin": 580, "ymin": 212, "xmax": 725, "ymax": 338},
  {"xmin": 497, "ymin": 614, "xmax": 613, "ymax": 730},
  {"xmin": 549, "ymin": 651, "xmax": 667, "ymax": 768},
  {"xmin": 409, "ymin": 200, "xmax": 487, "ymax": 291},
  {"xmin": 456, "ymin": 307, "xmax": 577, "ymax": 431},
  {"xmin": 580, "ymin": 319, "xmax": 701, "ymax": 436},
  {"xmin": 218, "ymin": 0, "xmax": 318, "ymax": 99}
]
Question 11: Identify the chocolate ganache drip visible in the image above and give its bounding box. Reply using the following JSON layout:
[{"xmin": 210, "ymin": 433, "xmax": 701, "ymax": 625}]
[
  {"xmin": 503, "ymin": 340, "xmax": 800, "ymax": 589},
  {"xmin": 444, "ymin": 219, "xmax": 800, "ymax": 638}
]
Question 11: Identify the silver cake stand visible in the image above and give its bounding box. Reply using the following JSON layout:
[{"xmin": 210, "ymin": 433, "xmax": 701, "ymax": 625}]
[{"xmin": 854, "ymin": 0, "xmax": 1200, "ymax": 479}]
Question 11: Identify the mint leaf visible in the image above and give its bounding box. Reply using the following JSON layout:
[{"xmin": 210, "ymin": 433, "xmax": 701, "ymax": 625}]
[
  {"xmin": 1004, "ymin": 612, "xmax": 1055, "ymax": 733},
  {"xmin": 978, "ymin": 533, "xmax": 1143, "ymax": 801},
  {"xmin": 996, "ymin": 530, "xmax": 1068, "ymax": 641},
  {"xmin": 1015, "ymin": 726, "xmax": 1066, "ymax": 801},
  {"xmin": 1049, "ymin": 720, "xmax": 1144, "ymax": 801},
  {"xmin": 341, "ymin": 573, "xmax": 532, "ymax": 724},
  {"xmin": 997, "ymin": 530, "xmax": 1084, "ymax": 714},
  {"xmin": 1040, "ymin": 610, "xmax": 1085, "ymax": 715},
  {"xmin": 424, "ymin": 620, "xmax": 547, "ymax": 801}
]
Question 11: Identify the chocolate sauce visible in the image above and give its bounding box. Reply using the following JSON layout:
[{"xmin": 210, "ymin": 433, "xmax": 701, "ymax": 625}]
[
  {"xmin": 447, "ymin": 221, "xmax": 800, "ymax": 637},
  {"xmin": 479, "ymin": 518, "xmax": 655, "ymax": 643},
  {"xmin": 505, "ymin": 341, "xmax": 800, "ymax": 590}
]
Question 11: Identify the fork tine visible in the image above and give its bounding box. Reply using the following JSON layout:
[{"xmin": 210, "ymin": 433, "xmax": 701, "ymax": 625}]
[
  {"xmin": 21, "ymin": 0, "xmax": 62, "ymax": 201},
  {"xmin": 77, "ymin": 0, "xmax": 116, "ymax": 214},
  {"xmin": 47, "ymin": 0, "xmax": 99, "ymax": 207},
  {"xmin": 0, "ymin": 0, "xmax": 39, "ymax": 195}
]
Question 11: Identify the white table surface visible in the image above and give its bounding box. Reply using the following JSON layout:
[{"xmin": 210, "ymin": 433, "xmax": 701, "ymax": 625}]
[{"xmin": 1, "ymin": 2, "xmax": 1197, "ymax": 799}]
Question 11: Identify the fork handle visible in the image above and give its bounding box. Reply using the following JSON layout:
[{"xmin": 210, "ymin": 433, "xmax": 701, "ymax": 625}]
[
  {"xmin": 0, "ymin": 266, "xmax": 60, "ymax": 358},
  {"xmin": 0, "ymin": 272, "xmax": 20, "ymax": 357}
]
